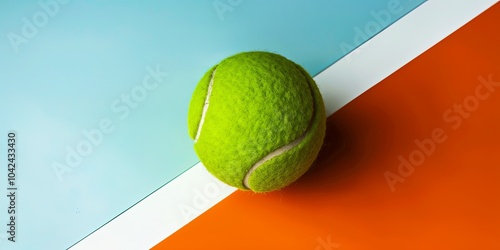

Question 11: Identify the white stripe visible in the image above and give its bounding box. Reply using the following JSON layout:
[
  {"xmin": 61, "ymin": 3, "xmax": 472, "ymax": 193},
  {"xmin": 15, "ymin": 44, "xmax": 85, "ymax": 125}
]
[
  {"xmin": 70, "ymin": 1, "xmax": 498, "ymax": 249},
  {"xmin": 194, "ymin": 69, "xmax": 216, "ymax": 143}
]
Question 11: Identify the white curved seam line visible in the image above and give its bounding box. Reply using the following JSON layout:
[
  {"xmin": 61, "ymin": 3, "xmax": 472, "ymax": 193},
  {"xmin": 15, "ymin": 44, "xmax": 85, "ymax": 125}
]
[
  {"xmin": 243, "ymin": 128, "xmax": 310, "ymax": 189},
  {"xmin": 194, "ymin": 69, "xmax": 216, "ymax": 143}
]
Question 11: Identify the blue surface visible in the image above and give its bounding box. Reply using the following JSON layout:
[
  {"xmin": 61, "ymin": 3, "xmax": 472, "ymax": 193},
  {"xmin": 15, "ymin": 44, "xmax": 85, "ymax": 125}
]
[{"xmin": 0, "ymin": 0, "xmax": 424, "ymax": 248}]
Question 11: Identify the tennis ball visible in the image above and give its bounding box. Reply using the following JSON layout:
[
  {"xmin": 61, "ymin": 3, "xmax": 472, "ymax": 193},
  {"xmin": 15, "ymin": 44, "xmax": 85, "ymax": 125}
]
[{"xmin": 187, "ymin": 51, "xmax": 326, "ymax": 192}]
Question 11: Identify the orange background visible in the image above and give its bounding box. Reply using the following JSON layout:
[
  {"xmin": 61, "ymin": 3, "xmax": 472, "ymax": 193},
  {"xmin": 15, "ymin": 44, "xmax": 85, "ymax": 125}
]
[{"xmin": 156, "ymin": 3, "xmax": 500, "ymax": 249}]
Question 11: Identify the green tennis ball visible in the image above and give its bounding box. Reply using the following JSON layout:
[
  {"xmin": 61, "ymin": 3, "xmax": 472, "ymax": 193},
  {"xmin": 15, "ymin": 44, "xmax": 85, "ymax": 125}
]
[{"xmin": 187, "ymin": 51, "xmax": 326, "ymax": 192}]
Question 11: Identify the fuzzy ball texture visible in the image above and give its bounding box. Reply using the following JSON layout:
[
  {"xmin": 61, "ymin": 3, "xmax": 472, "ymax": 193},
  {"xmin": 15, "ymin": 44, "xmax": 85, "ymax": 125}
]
[{"xmin": 188, "ymin": 51, "xmax": 326, "ymax": 192}]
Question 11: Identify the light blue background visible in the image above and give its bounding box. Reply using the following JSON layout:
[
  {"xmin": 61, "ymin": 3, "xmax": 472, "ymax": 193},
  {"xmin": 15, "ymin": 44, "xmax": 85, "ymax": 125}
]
[{"xmin": 0, "ymin": 0, "xmax": 424, "ymax": 249}]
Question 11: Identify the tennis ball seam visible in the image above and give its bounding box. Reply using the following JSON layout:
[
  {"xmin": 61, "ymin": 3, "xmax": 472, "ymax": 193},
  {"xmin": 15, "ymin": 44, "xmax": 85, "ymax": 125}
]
[
  {"xmin": 242, "ymin": 68, "xmax": 318, "ymax": 190},
  {"xmin": 194, "ymin": 68, "xmax": 217, "ymax": 143}
]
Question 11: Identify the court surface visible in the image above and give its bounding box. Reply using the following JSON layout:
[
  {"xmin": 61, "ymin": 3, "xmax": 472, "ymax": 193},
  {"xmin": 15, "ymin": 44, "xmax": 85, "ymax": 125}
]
[{"xmin": 71, "ymin": 1, "xmax": 499, "ymax": 249}]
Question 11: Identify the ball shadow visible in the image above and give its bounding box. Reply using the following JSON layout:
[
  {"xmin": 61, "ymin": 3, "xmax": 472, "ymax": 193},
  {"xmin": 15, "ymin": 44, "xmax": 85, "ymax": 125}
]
[{"xmin": 282, "ymin": 101, "xmax": 395, "ymax": 195}]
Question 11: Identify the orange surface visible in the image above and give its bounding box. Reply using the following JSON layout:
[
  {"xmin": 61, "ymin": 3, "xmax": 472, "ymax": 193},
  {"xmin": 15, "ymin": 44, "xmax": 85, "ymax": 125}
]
[{"xmin": 156, "ymin": 3, "xmax": 500, "ymax": 249}]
